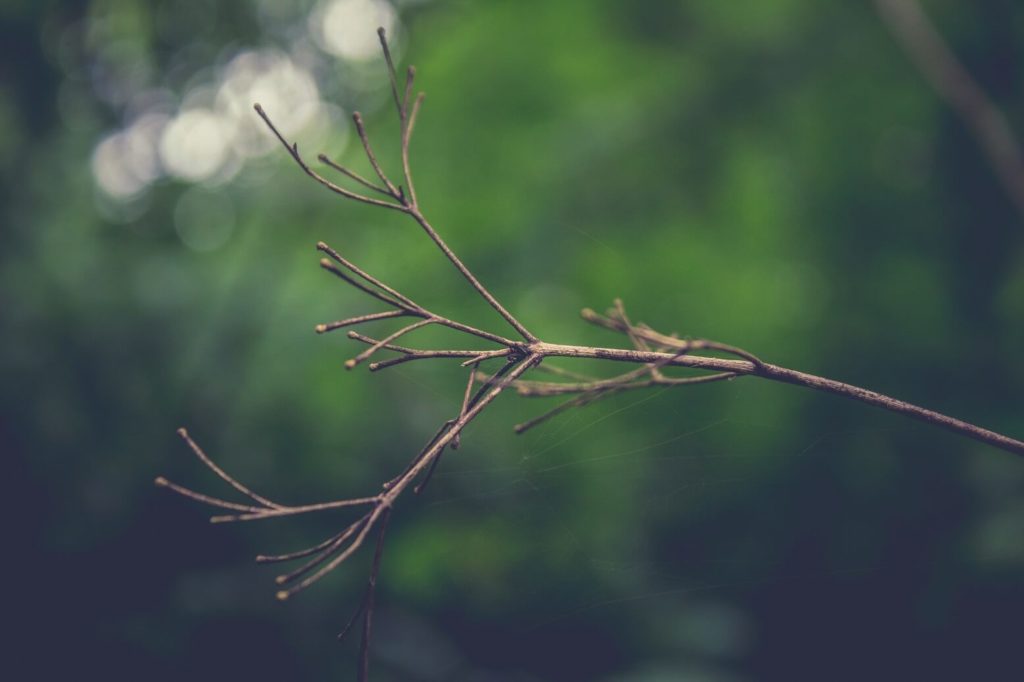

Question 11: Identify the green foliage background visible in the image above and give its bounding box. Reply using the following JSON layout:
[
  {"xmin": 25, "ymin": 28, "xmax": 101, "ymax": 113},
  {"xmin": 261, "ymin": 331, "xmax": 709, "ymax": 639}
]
[{"xmin": 3, "ymin": 1, "xmax": 1023, "ymax": 680}]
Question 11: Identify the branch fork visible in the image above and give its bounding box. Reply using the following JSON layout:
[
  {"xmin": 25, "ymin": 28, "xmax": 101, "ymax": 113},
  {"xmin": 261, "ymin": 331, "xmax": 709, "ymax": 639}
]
[{"xmin": 157, "ymin": 26, "xmax": 1024, "ymax": 682}]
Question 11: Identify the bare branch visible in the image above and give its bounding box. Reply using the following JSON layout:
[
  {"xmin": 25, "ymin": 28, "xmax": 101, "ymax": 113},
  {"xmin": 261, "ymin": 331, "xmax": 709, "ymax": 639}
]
[
  {"xmin": 352, "ymin": 112, "xmax": 401, "ymax": 198},
  {"xmin": 515, "ymin": 389, "xmax": 614, "ymax": 434},
  {"xmin": 209, "ymin": 495, "xmax": 380, "ymax": 524},
  {"xmin": 276, "ymin": 506, "xmax": 384, "ymax": 601},
  {"xmin": 256, "ymin": 529, "xmax": 354, "ymax": 564},
  {"xmin": 175, "ymin": 427, "xmax": 284, "ymax": 509},
  {"xmin": 406, "ymin": 208, "xmax": 537, "ymax": 342},
  {"xmin": 376, "ymin": 27, "xmax": 404, "ymax": 120},
  {"xmin": 319, "ymin": 259, "xmax": 405, "ymax": 310},
  {"xmin": 358, "ymin": 507, "xmax": 391, "ymax": 682},
  {"xmin": 318, "ymin": 241, "xmax": 421, "ymax": 312},
  {"xmin": 317, "ymin": 154, "xmax": 392, "ymax": 197},
  {"xmin": 154, "ymin": 476, "xmax": 265, "ymax": 513},
  {"xmin": 274, "ymin": 515, "xmax": 371, "ymax": 587},
  {"xmin": 160, "ymin": 26, "xmax": 1024, "ymax": 682},
  {"xmin": 344, "ymin": 319, "xmax": 434, "ymax": 369},
  {"xmin": 253, "ymin": 104, "xmax": 406, "ymax": 212},
  {"xmin": 316, "ymin": 310, "xmax": 409, "ymax": 334}
]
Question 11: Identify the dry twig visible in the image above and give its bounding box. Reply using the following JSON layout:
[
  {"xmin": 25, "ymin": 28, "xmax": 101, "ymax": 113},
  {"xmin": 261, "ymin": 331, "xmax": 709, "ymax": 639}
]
[{"xmin": 157, "ymin": 27, "xmax": 1024, "ymax": 681}]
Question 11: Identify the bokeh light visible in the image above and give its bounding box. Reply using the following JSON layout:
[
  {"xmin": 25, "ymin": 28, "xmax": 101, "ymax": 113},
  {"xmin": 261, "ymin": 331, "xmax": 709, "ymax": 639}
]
[
  {"xmin": 88, "ymin": 0, "xmax": 371, "ymax": 201},
  {"xmin": 91, "ymin": 112, "xmax": 168, "ymax": 199},
  {"xmin": 159, "ymin": 108, "xmax": 232, "ymax": 182},
  {"xmin": 310, "ymin": 0, "xmax": 398, "ymax": 61}
]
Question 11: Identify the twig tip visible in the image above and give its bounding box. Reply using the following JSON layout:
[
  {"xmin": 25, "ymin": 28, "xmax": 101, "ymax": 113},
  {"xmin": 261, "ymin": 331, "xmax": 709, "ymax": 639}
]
[
  {"xmin": 344, "ymin": 359, "xmax": 357, "ymax": 370},
  {"xmin": 276, "ymin": 590, "xmax": 290, "ymax": 601},
  {"xmin": 154, "ymin": 476, "xmax": 168, "ymax": 487},
  {"xmin": 176, "ymin": 427, "xmax": 188, "ymax": 438},
  {"xmin": 315, "ymin": 324, "xmax": 327, "ymax": 334}
]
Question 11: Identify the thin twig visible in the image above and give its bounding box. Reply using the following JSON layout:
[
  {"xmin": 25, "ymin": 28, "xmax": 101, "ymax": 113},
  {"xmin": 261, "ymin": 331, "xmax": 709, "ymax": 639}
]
[
  {"xmin": 274, "ymin": 515, "xmax": 371, "ymax": 587},
  {"xmin": 345, "ymin": 319, "xmax": 434, "ymax": 369},
  {"xmin": 276, "ymin": 505, "xmax": 385, "ymax": 601},
  {"xmin": 317, "ymin": 310, "xmax": 408, "ymax": 334},
  {"xmin": 318, "ymin": 241, "xmax": 421, "ymax": 312},
  {"xmin": 358, "ymin": 508, "xmax": 391, "ymax": 682},
  {"xmin": 337, "ymin": 591, "xmax": 368, "ymax": 643},
  {"xmin": 253, "ymin": 104, "xmax": 405, "ymax": 212},
  {"xmin": 515, "ymin": 370, "xmax": 737, "ymax": 397},
  {"xmin": 256, "ymin": 529, "xmax": 353, "ymax": 564},
  {"xmin": 154, "ymin": 476, "xmax": 265, "ymax": 513},
  {"xmin": 319, "ymin": 259, "xmax": 405, "ymax": 310},
  {"xmin": 352, "ymin": 112, "xmax": 401, "ymax": 198},
  {"xmin": 317, "ymin": 154, "xmax": 392, "ymax": 197},
  {"xmin": 376, "ymin": 28, "xmax": 404, "ymax": 120},
  {"xmin": 400, "ymin": 71, "xmax": 420, "ymax": 208},
  {"xmin": 176, "ymin": 427, "xmax": 283, "ymax": 509},
  {"xmin": 515, "ymin": 389, "xmax": 615, "ymax": 434},
  {"xmin": 407, "ymin": 208, "xmax": 537, "ymax": 342},
  {"xmin": 209, "ymin": 495, "xmax": 380, "ymax": 524}
]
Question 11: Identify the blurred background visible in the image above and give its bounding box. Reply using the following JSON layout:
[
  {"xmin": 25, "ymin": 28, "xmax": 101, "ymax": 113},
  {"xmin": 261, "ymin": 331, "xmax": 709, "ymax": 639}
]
[{"xmin": 3, "ymin": 0, "xmax": 1023, "ymax": 680}]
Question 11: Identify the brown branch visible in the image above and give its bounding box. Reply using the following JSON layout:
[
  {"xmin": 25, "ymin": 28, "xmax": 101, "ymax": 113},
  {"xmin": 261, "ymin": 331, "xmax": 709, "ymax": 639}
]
[
  {"xmin": 252, "ymin": 104, "xmax": 405, "ymax": 213},
  {"xmin": 316, "ymin": 310, "xmax": 408, "ymax": 334},
  {"xmin": 400, "ymin": 79, "xmax": 421, "ymax": 208},
  {"xmin": 515, "ymin": 370, "xmax": 737, "ymax": 397},
  {"xmin": 256, "ymin": 529, "xmax": 354, "ymax": 564},
  {"xmin": 340, "ymin": 330, "xmax": 511, "ymax": 371},
  {"xmin": 344, "ymin": 318, "xmax": 434, "ymax": 369},
  {"xmin": 274, "ymin": 515, "xmax": 370, "ymax": 588},
  {"xmin": 175, "ymin": 427, "xmax": 284, "ymax": 509},
  {"xmin": 318, "ymin": 258, "xmax": 405, "ymax": 310},
  {"xmin": 352, "ymin": 112, "xmax": 401, "ymax": 198},
  {"xmin": 358, "ymin": 507, "xmax": 391, "ymax": 682},
  {"xmin": 514, "ymin": 388, "xmax": 615, "ymax": 434},
  {"xmin": 317, "ymin": 154, "xmax": 392, "ymax": 197},
  {"xmin": 529, "ymin": 339, "xmax": 1024, "ymax": 455},
  {"xmin": 159, "ymin": 26, "xmax": 1024, "ymax": 682},
  {"xmin": 209, "ymin": 496, "xmax": 379, "ymax": 524},
  {"xmin": 154, "ymin": 476, "xmax": 265, "ymax": 513},
  {"xmin": 406, "ymin": 207, "xmax": 538, "ymax": 342},
  {"xmin": 317, "ymin": 241, "xmax": 421, "ymax": 312}
]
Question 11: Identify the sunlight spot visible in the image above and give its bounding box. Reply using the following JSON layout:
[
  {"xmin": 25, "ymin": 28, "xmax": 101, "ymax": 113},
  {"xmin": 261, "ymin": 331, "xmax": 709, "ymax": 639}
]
[
  {"xmin": 311, "ymin": 0, "xmax": 398, "ymax": 61},
  {"xmin": 216, "ymin": 49, "xmax": 322, "ymax": 157},
  {"xmin": 159, "ymin": 108, "xmax": 231, "ymax": 182},
  {"xmin": 91, "ymin": 113, "xmax": 168, "ymax": 199}
]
